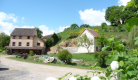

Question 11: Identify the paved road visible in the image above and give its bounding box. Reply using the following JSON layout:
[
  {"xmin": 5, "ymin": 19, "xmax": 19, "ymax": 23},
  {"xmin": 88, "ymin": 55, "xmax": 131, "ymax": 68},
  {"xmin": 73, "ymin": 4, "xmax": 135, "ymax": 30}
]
[{"xmin": 0, "ymin": 55, "xmax": 110, "ymax": 80}]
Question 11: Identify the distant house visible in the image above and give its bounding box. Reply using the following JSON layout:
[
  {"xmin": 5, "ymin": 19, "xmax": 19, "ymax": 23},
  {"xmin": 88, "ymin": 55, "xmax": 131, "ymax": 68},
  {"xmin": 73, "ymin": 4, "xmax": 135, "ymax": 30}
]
[
  {"xmin": 77, "ymin": 28, "xmax": 99, "ymax": 53},
  {"xmin": 41, "ymin": 34, "xmax": 53, "ymax": 42},
  {"xmin": 5, "ymin": 28, "xmax": 46, "ymax": 55}
]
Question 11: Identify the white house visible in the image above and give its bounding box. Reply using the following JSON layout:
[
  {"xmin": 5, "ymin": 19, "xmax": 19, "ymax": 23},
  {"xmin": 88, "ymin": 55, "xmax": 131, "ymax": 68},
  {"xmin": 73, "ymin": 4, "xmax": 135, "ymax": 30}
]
[
  {"xmin": 77, "ymin": 28, "xmax": 99, "ymax": 53},
  {"xmin": 63, "ymin": 28, "xmax": 99, "ymax": 53}
]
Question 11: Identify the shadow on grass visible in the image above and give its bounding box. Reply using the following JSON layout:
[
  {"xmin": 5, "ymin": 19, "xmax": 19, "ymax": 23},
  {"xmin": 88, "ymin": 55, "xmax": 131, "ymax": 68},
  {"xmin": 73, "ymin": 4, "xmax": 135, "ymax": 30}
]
[
  {"xmin": 0, "ymin": 68, "xmax": 9, "ymax": 71},
  {"xmin": 68, "ymin": 63, "xmax": 77, "ymax": 66}
]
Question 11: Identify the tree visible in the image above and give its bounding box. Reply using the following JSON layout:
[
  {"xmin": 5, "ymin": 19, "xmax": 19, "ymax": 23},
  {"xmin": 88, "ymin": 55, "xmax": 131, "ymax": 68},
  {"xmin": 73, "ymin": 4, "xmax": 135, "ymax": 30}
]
[
  {"xmin": 77, "ymin": 33, "xmax": 93, "ymax": 53},
  {"xmin": 52, "ymin": 33, "xmax": 59, "ymax": 45},
  {"xmin": 0, "ymin": 32, "xmax": 10, "ymax": 48},
  {"xmin": 127, "ymin": 25, "xmax": 138, "ymax": 49},
  {"xmin": 96, "ymin": 33, "xmax": 107, "ymax": 51},
  {"xmin": 2, "ymin": 36, "xmax": 10, "ymax": 48},
  {"xmin": 45, "ymin": 38, "xmax": 53, "ymax": 47},
  {"xmin": 101, "ymin": 22, "xmax": 107, "ymax": 29},
  {"xmin": 80, "ymin": 24, "xmax": 90, "ymax": 28},
  {"xmin": 35, "ymin": 27, "xmax": 43, "ymax": 38},
  {"xmin": 105, "ymin": 6, "xmax": 124, "ymax": 26},
  {"xmin": 70, "ymin": 23, "xmax": 79, "ymax": 30}
]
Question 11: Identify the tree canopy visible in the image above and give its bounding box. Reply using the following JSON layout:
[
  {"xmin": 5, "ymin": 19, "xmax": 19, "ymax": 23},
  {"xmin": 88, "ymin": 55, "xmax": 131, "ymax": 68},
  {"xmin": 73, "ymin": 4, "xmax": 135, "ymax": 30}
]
[
  {"xmin": 70, "ymin": 23, "xmax": 79, "ymax": 30},
  {"xmin": 0, "ymin": 32, "xmax": 10, "ymax": 49},
  {"xmin": 80, "ymin": 24, "xmax": 90, "ymax": 28},
  {"xmin": 35, "ymin": 27, "xmax": 43, "ymax": 38}
]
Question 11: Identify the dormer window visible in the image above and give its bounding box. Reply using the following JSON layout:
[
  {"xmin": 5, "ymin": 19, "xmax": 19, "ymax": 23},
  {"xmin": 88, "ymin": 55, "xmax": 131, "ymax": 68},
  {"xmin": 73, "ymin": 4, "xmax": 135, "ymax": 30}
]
[
  {"xmin": 27, "ymin": 36, "xmax": 30, "ymax": 39},
  {"xmin": 19, "ymin": 36, "xmax": 22, "ymax": 39},
  {"xmin": 37, "ymin": 43, "xmax": 40, "ymax": 46},
  {"xmin": 13, "ymin": 36, "xmax": 16, "ymax": 39}
]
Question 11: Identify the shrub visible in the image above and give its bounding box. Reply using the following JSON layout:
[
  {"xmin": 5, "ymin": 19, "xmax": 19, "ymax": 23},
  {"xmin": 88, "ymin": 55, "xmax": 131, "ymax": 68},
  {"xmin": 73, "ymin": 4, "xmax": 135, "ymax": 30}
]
[
  {"xmin": 57, "ymin": 50, "xmax": 72, "ymax": 64},
  {"xmin": 101, "ymin": 22, "xmax": 107, "ymax": 29},
  {"xmin": 69, "ymin": 32, "xmax": 79, "ymax": 39},
  {"xmin": 29, "ymin": 50, "xmax": 34, "ymax": 56},
  {"xmin": 0, "ymin": 49, "xmax": 2, "ymax": 52},
  {"xmin": 118, "ymin": 24, "xmax": 123, "ymax": 32},
  {"xmin": 46, "ymin": 38, "xmax": 53, "ymax": 47},
  {"xmin": 94, "ymin": 51, "xmax": 109, "ymax": 67}
]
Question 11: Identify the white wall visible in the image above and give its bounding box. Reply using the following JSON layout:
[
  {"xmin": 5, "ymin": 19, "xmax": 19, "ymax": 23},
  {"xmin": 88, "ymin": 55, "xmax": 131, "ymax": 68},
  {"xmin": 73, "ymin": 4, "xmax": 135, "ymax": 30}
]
[
  {"xmin": 77, "ymin": 29, "xmax": 96, "ymax": 53},
  {"xmin": 63, "ymin": 29, "xmax": 97, "ymax": 53}
]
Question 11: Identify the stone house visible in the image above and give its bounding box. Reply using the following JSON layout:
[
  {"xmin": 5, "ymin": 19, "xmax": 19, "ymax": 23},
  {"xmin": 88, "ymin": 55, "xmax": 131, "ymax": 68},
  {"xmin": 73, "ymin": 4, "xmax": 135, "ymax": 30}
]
[{"xmin": 5, "ymin": 28, "xmax": 46, "ymax": 55}]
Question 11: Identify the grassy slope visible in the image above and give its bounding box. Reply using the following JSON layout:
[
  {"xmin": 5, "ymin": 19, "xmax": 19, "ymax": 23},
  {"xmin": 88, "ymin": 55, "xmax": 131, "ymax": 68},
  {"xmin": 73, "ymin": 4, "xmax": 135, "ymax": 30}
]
[{"xmin": 57, "ymin": 26, "xmax": 128, "ymax": 41}]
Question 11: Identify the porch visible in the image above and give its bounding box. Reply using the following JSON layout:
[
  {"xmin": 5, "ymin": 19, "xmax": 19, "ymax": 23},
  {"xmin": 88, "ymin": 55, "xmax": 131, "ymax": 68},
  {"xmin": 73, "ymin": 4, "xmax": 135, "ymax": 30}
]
[{"xmin": 5, "ymin": 46, "xmax": 44, "ymax": 55}]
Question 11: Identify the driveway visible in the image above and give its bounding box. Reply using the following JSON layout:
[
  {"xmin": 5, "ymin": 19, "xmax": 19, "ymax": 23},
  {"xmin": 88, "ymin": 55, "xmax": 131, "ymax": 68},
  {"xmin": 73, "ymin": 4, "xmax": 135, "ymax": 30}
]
[{"xmin": 0, "ymin": 55, "xmax": 111, "ymax": 80}]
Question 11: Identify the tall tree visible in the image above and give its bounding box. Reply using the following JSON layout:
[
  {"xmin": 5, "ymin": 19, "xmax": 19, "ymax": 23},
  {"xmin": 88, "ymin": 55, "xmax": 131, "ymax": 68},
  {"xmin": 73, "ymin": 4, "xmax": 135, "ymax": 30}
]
[
  {"xmin": 0, "ymin": 32, "xmax": 10, "ymax": 48},
  {"xmin": 77, "ymin": 34, "xmax": 93, "ymax": 53},
  {"xmin": 105, "ymin": 6, "xmax": 124, "ymax": 26},
  {"xmin": 35, "ymin": 27, "xmax": 43, "ymax": 38},
  {"xmin": 80, "ymin": 24, "xmax": 90, "ymax": 28},
  {"xmin": 70, "ymin": 23, "xmax": 79, "ymax": 30},
  {"xmin": 52, "ymin": 33, "xmax": 59, "ymax": 45}
]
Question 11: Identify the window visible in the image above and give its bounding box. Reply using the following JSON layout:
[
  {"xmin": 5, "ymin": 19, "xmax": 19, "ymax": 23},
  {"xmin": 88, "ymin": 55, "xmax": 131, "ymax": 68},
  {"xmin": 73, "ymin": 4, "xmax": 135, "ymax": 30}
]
[
  {"xmin": 37, "ymin": 43, "xmax": 40, "ymax": 46},
  {"xmin": 19, "ymin": 36, "xmax": 22, "ymax": 39},
  {"xmin": 12, "ymin": 42, "xmax": 15, "ymax": 46},
  {"xmin": 27, "ymin": 36, "xmax": 30, "ymax": 39},
  {"xmin": 13, "ymin": 36, "xmax": 16, "ymax": 39},
  {"xmin": 19, "ymin": 42, "xmax": 21, "ymax": 46},
  {"xmin": 27, "ymin": 42, "xmax": 29, "ymax": 46}
]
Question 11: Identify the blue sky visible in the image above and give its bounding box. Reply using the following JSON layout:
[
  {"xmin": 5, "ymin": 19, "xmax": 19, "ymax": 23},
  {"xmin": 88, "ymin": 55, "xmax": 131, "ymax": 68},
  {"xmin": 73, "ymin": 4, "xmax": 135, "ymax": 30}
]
[{"xmin": 0, "ymin": 0, "xmax": 131, "ymax": 36}]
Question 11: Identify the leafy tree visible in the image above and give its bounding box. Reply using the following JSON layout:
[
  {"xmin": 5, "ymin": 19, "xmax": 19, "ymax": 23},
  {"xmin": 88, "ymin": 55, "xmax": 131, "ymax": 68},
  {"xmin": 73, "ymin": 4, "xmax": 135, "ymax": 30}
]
[
  {"xmin": 0, "ymin": 32, "xmax": 10, "ymax": 48},
  {"xmin": 70, "ymin": 23, "xmax": 79, "ymax": 30},
  {"xmin": 57, "ymin": 50, "xmax": 72, "ymax": 64},
  {"xmin": 45, "ymin": 38, "xmax": 53, "ymax": 47},
  {"xmin": 127, "ymin": 25, "xmax": 138, "ymax": 49},
  {"xmin": 101, "ymin": 22, "xmax": 107, "ymax": 29},
  {"xmin": 29, "ymin": 50, "xmax": 34, "ymax": 56},
  {"xmin": 35, "ymin": 27, "xmax": 43, "ymax": 38},
  {"xmin": 96, "ymin": 33, "xmax": 107, "ymax": 50},
  {"xmin": 77, "ymin": 33, "xmax": 93, "ymax": 53},
  {"xmin": 80, "ymin": 24, "xmax": 90, "ymax": 28},
  {"xmin": 2, "ymin": 36, "xmax": 10, "ymax": 47},
  {"xmin": 52, "ymin": 33, "xmax": 59, "ymax": 45},
  {"xmin": 105, "ymin": 6, "xmax": 125, "ymax": 26}
]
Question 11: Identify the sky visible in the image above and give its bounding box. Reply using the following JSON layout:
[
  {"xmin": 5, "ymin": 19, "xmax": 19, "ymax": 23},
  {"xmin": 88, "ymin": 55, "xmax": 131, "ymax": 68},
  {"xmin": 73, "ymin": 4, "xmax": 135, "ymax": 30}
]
[{"xmin": 0, "ymin": 0, "xmax": 131, "ymax": 36}]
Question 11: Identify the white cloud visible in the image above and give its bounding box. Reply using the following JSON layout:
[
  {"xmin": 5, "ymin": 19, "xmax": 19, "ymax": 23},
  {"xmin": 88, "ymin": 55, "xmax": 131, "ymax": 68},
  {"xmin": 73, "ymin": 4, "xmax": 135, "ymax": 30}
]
[
  {"xmin": 118, "ymin": 0, "xmax": 131, "ymax": 6},
  {"xmin": 59, "ymin": 26, "xmax": 70, "ymax": 32},
  {"xmin": 0, "ymin": 12, "xmax": 17, "ymax": 23},
  {"xmin": 38, "ymin": 25, "xmax": 55, "ymax": 36},
  {"xmin": 79, "ymin": 8, "xmax": 110, "ymax": 26},
  {"xmin": 0, "ymin": 12, "xmax": 55, "ymax": 36},
  {"xmin": 2, "ymin": 30, "xmax": 11, "ymax": 35}
]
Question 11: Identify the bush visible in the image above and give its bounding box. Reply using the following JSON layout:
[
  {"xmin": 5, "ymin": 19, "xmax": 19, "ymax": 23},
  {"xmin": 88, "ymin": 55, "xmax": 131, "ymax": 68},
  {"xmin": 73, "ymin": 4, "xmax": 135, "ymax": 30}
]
[
  {"xmin": 101, "ymin": 22, "xmax": 107, "ymax": 29},
  {"xmin": 94, "ymin": 51, "xmax": 109, "ymax": 67},
  {"xmin": 118, "ymin": 24, "xmax": 123, "ymax": 32},
  {"xmin": 29, "ymin": 50, "xmax": 34, "ymax": 56},
  {"xmin": 69, "ymin": 32, "xmax": 79, "ymax": 39},
  {"xmin": 46, "ymin": 38, "xmax": 53, "ymax": 47},
  {"xmin": 57, "ymin": 50, "xmax": 72, "ymax": 64},
  {"xmin": 0, "ymin": 49, "xmax": 2, "ymax": 52}
]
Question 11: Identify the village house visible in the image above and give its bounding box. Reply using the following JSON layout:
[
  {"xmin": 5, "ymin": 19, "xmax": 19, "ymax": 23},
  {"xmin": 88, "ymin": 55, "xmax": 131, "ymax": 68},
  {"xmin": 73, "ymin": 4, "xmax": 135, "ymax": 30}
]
[
  {"xmin": 5, "ymin": 28, "xmax": 46, "ymax": 55},
  {"xmin": 63, "ymin": 28, "xmax": 100, "ymax": 53}
]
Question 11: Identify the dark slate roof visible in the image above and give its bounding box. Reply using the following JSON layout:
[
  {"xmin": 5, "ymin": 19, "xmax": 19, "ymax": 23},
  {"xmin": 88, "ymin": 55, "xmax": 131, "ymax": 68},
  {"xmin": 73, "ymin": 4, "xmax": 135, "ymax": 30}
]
[
  {"xmin": 41, "ymin": 34, "xmax": 53, "ymax": 39},
  {"xmin": 10, "ymin": 28, "xmax": 37, "ymax": 36},
  {"xmin": 86, "ymin": 29, "xmax": 98, "ymax": 37},
  {"xmin": 5, "ymin": 46, "xmax": 43, "ymax": 50}
]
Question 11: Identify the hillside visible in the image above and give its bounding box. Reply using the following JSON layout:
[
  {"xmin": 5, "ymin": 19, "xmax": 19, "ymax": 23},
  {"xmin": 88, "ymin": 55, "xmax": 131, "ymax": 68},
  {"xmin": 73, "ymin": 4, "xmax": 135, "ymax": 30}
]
[{"xmin": 57, "ymin": 25, "xmax": 128, "ymax": 41}]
